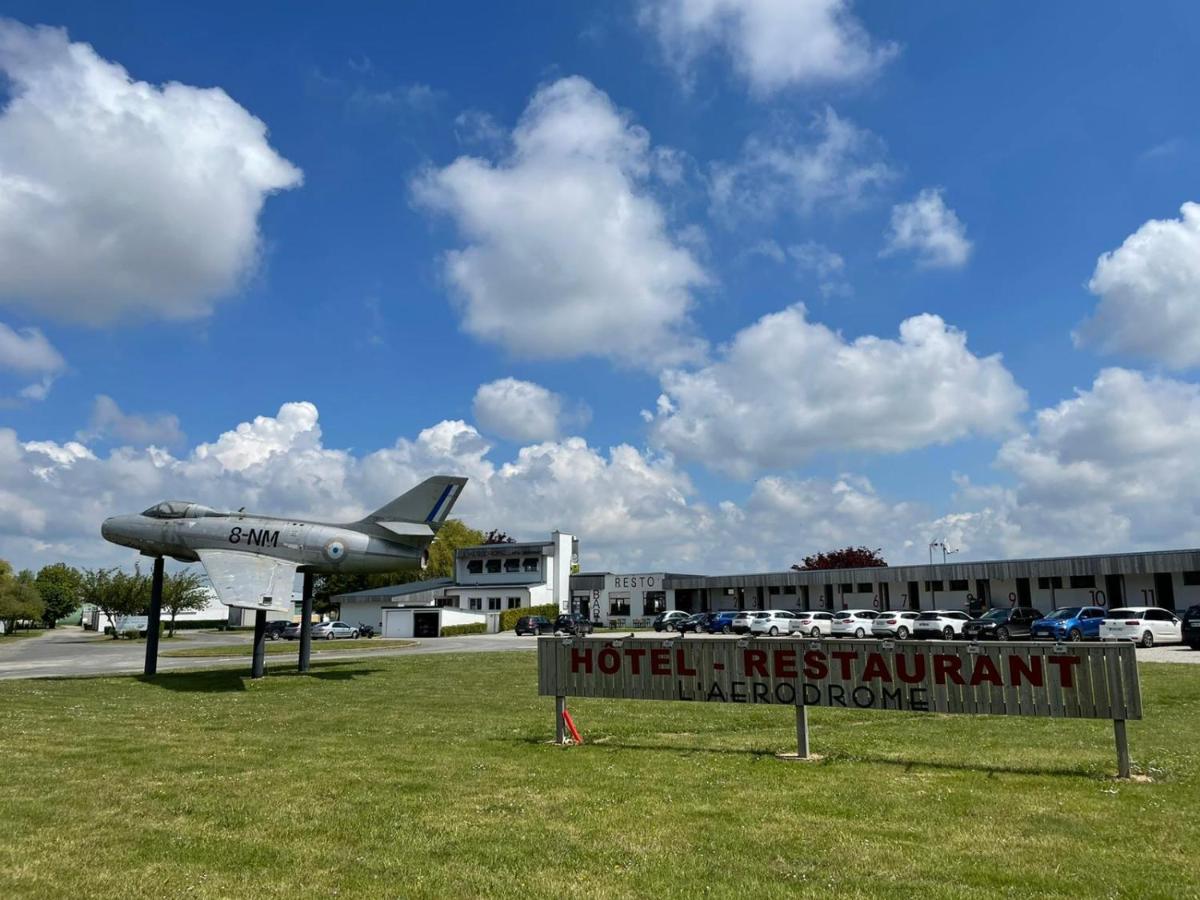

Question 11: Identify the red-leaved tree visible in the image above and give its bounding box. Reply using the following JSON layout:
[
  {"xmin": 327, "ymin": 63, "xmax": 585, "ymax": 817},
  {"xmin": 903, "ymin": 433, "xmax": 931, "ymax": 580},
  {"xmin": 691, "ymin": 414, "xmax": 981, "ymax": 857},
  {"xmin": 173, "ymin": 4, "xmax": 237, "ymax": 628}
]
[{"xmin": 792, "ymin": 547, "xmax": 887, "ymax": 571}]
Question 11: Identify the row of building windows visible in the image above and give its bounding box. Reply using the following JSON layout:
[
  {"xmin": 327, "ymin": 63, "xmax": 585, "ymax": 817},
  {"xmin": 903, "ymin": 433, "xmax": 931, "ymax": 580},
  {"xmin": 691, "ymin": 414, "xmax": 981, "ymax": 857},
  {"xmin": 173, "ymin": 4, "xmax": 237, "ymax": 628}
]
[
  {"xmin": 457, "ymin": 596, "xmax": 523, "ymax": 610},
  {"xmin": 465, "ymin": 557, "xmax": 541, "ymax": 575},
  {"xmin": 608, "ymin": 592, "xmax": 667, "ymax": 617}
]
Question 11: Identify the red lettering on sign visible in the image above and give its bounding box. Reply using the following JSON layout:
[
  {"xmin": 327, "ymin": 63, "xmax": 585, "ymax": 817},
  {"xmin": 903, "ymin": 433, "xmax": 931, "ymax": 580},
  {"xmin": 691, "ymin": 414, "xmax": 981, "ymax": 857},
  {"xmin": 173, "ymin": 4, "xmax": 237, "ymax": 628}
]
[
  {"xmin": 651, "ymin": 648, "xmax": 671, "ymax": 676},
  {"xmin": 832, "ymin": 650, "xmax": 858, "ymax": 680},
  {"xmin": 773, "ymin": 649, "xmax": 797, "ymax": 679},
  {"xmin": 570, "ymin": 647, "xmax": 592, "ymax": 674},
  {"xmin": 895, "ymin": 653, "xmax": 926, "ymax": 684},
  {"xmin": 803, "ymin": 650, "xmax": 828, "ymax": 680},
  {"xmin": 598, "ymin": 648, "xmax": 620, "ymax": 675},
  {"xmin": 625, "ymin": 647, "xmax": 645, "ymax": 675},
  {"xmin": 743, "ymin": 649, "xmax": 768, "ymax": 677},
  {"xmin": 676, "ymin": 648, "xmax": 697, "ymax": 677},
  {"xmin": 968, "ymin": 655, "xmax": 1003, "ymax": 687},
  {"xmin": 1048, "ymin": 655, "xmax": 1081, "ymax": 688},
  {"xmin": 1008, "ymin": 654, "xmax": 1043, "ymax": 688},
  {"xmin": 862, "ymin": 653, "xmax": 892, "ymax": 683},
  {"xmin": 932, "ymin": 654, "xmax": 965, "ymax": 685}
]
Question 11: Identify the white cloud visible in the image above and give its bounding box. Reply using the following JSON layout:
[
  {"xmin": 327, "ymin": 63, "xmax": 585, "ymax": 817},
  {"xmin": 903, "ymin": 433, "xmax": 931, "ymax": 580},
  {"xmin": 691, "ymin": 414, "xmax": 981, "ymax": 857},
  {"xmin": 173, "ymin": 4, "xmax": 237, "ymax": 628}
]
[
  {"xmin": 1074, "ymin": 202, "xmax": 1200, "ymax": 369},
  {"xmin": 709, "ymin": 107, "xmax": 893, "ymax": 222},
  {"xmin": 473, "ymin": 378, "xmax": 569, "ymax": 443},
  {"xmin": 788, "ymin": 240, "xmax": 849, "ymax": 297},
  {"xmin": 640, "ymin": 0, "xmax": 898, "ymax": 95},
  {"xmin": 652, "ymin": 305, "xmax": 1027, "ymax": 477},
  {"xmin": 0, "ymin": 320, "xmax": 64, "ymax": 402},
  {"xmin": 882, "ymin": 188, "xmax": 972, "ymax": 269},
  {"xmin": 78, "ymin": 395, "xmax": 184, "ymax": 447},
  {"xmin": 0, "ymin": 20, "xmax": 302, "ymax": 325},
  {"xmin": 412, "ymin": 76, "xmax": 708, "ymax": 368}
]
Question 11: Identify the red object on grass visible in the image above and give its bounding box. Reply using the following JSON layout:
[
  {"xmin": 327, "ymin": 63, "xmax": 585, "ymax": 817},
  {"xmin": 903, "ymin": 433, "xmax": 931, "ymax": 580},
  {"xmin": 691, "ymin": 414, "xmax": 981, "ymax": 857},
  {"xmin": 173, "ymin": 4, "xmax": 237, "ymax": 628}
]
[{"xmin": 562, "ymin": 709, "xmax": 583, "ymax": 744}]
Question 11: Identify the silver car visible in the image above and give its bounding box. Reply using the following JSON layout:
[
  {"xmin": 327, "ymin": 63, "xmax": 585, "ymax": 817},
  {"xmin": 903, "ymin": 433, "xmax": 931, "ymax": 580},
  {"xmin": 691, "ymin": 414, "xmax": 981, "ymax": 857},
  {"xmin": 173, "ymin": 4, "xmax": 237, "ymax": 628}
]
[
  {"xmin": 312, "ymin": 620, "xmax": 359, "ymax": 640},
  {"xmin": 831, "ymin": 609, "xmax": 880, "ymax": 638},
  {"xmin": 792, "ymin": 611, "xmax": 835, "ymax": 637},
  {"xmin": 747, "ymin": 610, "xmax": 799, "ymax": 636},
  {"xmin": 871, "ymin": 610, "xmax": 922, "ymax": 639}
]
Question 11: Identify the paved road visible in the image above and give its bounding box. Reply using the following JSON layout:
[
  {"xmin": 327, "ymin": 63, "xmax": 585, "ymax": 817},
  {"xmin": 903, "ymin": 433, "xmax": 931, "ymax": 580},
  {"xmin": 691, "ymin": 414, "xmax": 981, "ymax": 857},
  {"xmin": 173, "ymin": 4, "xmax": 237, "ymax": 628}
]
[{"xmin": 1, "ymin": 627, "xmax": 1197, "ymax": 680}]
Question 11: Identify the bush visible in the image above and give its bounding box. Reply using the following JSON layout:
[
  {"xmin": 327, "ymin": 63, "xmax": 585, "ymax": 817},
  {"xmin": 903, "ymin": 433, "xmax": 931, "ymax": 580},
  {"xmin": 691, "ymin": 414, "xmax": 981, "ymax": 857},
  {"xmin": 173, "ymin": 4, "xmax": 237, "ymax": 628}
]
[
  {"xmin": 441, "ymin": 623, "xmax": 486, "ymax": 637},
  {"xmin": 498, "ymin": 603, "xmax": 559, "ymax": 633}
]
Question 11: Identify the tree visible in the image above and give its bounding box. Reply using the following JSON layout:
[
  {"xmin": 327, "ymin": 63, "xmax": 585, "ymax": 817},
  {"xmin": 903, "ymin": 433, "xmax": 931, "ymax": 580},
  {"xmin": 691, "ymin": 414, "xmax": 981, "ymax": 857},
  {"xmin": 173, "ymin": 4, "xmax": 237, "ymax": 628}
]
[
  {"xmin": 483, "ymin": 530, "xmax": 516, "ymax": 545},
  {"xmin": 82, "ymin": 567, "xmax": 149, "ymax": 638},
  {"xmin": 792, "ymin": 547, "xmax": 888, "ymax": 571},
  {"xmin": 0, "ymin": 563, "xmax": 44, "ymax": 634},
  {"xmin": 35, "ymin": 563, "xmax": 83, "ymax": 628},
  {"xmin": 162, "ymin": 569, "xmax": 210, "ymax": 637},
  {"xmin": 426, "ymin": 519, "xmax": 485, "ymax": 578}
]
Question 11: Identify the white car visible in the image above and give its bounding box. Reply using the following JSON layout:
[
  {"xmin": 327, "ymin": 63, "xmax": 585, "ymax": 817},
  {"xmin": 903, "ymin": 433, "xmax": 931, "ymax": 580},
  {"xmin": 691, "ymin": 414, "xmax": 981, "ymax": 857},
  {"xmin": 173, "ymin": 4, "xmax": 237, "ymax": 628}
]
[
  {"xmin": 913, "ymin": 610, "xmax": 971, "ymax": 640},
  {"xmin": 312, "ymin": 621, "xmax": 359, "ymax": 640},
  {"xmin": 1100, "ymin": 607, "xmax": 1182, "ymax": 648},
  {"xmin": 731, "ymin": 611, "xmax": 758, "ymax": 634},
  {"xmin": 831, "ymin": 609, "xmax": 880, "ymax": 638},
  {"xmin": 792, "ymin": 611, "xmax": 835, "ymax": 637},
  {"xmin": 871, "ymin": 610, "xmax": 922, "ymax": 639},
  {"xmin": 747, "ymin": 610, "xmax": 799, "ymax": 636}
]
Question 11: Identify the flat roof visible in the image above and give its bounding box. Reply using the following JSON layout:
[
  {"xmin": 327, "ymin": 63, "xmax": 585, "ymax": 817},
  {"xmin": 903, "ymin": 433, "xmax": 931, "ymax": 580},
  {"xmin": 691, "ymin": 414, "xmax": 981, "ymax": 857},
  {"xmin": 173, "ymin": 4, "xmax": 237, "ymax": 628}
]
[{"xmin": 334, "ymin": 577, "xmax": 453, "ymax": 602}]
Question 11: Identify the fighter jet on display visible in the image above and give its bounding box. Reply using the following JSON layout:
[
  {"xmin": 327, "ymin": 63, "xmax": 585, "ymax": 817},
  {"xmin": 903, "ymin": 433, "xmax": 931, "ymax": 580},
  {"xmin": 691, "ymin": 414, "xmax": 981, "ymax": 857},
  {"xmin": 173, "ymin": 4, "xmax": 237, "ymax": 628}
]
[{"xmin": 101, "ymin": 476, "xmax": 467, "ymax": 614}]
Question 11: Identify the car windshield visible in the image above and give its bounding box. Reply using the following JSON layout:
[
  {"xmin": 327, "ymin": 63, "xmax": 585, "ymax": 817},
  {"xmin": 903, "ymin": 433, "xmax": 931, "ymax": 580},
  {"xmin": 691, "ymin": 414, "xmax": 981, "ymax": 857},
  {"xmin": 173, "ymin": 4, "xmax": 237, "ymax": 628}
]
[
  {"xmin": 1186, "ymin": 606, "xmax": 1200, "ymax": 617},
  {"xmin": 981, "ymin": 609, "xmax": 1009, "ymax": 621},
  {"xmin": 1107, "ymin": 609, "xmax": 1138, "ymax": 619},
  {"xmin": 1048, "ymin": 607, "xmax": 1083, "ymax": 620},
  {"xmin": 753, "ymin": 612, "xmax": 769, "ymax": 618},
  {"xmin": 834, "ymin": 612, "xmax": 853, "ymax": 619},
  {"xmin": 917, "ymin": 612, "xmax": 942, "ymax": 620}
]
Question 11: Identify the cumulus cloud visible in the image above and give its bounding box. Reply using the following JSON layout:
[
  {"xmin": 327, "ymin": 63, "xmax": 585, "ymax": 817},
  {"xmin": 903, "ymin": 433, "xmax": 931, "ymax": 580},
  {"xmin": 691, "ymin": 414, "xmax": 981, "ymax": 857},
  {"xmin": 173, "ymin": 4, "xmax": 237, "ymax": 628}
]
[
  {"xmin": 709, "ymin": 107, "xmax": 893, "ymax": 222},
  {"xmin": 1074, "ymin": 202, "xmax": 1200, "ymax": 369},
  {"xmin": 881, "ymin": 188, "xmax": 972, "ymax": 269},
  {"xmin": 651, "ymin": 305, "xmax": 1027, "ymax": 477},
  {"xmin": 78, "ymin": 395, "xmax": 184, "ymax": 448},
  {"xmin": 0, "ymin": 320, "xmax": 64, "ymax": 402},
  {"xmin": 0, "ymin": 20, "xmax": 302, "ymax": 324},
  {"xmin": 640, "ymin": 0, "xmax": 898, "ymax": 95},
  {"xmin": 472, "ymin": 377, "xmax": 585, "ymax": 443},
  {"xmin": 412, "ymin": 76, "xmax": 708, "ymax": 368}
]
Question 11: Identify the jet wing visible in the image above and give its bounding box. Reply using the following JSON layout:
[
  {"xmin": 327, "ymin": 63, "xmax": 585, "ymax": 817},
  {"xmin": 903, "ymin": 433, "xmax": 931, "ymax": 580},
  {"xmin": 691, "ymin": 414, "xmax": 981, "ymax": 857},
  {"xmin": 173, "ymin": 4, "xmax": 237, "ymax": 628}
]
[
  {"xmin": 197, "ymin": 549, "xmax": 296, "ymax": 615},
  {"xmin": 374, "ymin": 521, "xmax": 435, "ymax": 539}
]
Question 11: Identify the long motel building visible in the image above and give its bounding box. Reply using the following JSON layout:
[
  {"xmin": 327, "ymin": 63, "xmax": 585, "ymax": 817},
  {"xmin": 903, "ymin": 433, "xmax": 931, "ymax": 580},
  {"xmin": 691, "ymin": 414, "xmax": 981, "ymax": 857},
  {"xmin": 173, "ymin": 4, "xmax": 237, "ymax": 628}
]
[{"xmin": 570, "ymin": 548, "xmax": 1200, "ymax": 629}]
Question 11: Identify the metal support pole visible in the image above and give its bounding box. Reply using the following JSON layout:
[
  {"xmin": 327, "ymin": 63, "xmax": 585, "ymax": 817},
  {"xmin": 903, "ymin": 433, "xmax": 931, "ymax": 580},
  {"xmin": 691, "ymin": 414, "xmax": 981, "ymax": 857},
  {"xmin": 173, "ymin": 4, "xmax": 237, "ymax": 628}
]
[
  {"xmin": 1114, "ymin": 719, "xmax": 1130, "ymax": 778},
  {"xmin": 143, "ymin": 556, "xmax": 164, "ymax": 677},
  {"xmin": 299, "ymin": 571, "xmax": 314, "ymax": 673},
  {"xmin": 555, "ymin": 695, "xmax": 566, "ymax": 745},
  {"xmin": 795, "ymin": 703, "xmax": 811, "ymax": 759},
  {"xmin": 251, "ymin": 609, "xmax": 267, "ymax": 679}
]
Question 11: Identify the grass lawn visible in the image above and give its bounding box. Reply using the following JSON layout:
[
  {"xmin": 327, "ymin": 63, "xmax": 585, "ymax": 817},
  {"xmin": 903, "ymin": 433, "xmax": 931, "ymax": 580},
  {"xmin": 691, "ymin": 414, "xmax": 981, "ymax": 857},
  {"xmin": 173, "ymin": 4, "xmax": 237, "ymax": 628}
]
[
  {"xmin": 0, "ymin": 628, "xmax": 43, "ymax": 642},
  {"xmin": 1, "ymin": 653, "xmax": 1197, "ymax": 898},
  {"xmin": 161, "ymin": 639, "xmax": 418, "ymax": 658}
]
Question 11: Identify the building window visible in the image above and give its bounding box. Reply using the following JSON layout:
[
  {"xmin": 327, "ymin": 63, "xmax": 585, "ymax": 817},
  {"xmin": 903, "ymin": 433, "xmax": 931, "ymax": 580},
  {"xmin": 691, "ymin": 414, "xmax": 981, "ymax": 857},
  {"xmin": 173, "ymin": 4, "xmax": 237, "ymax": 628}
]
[
  {"xmin": 486, "ymin": 559, "xmax": 501, "ymax": 574},
  {"xmin": 924, "ymin": 580, "xmax": 943, "ymax": 592},
  {"xmin": 507, "ymin": 597, "xmax": 521, "ymax": 609},
  {"xmin": 1068, "ymin": 575, "xmax": 1096, "ymax": 589},
  {"xmin": 504, "ymin": 558, "xmax": 520, "ymax": 573},
  {"xmin": 488, "ymin": 597, "xmax": 501, "ymax": 610},
  {"xmin": 782, "ymin": 585, "xmax": 796, "ymax": 595},
  {"xmin": 1184, "ymin": 571, "xmax": 1200, "ymax": 586},
  {"xmin": 949, "ymin": 579, "xmax": 969, "ymax": 592},
  {"xmin": 840, "ymin": 583, "xmax": 853, "ymax": 595},
  {"xmin": 857, "ymin": 583, "xmax": 872, "ymax": 593},
  {"xmin": 469, "ymin": 597, "xmax": 482, "ymax": 610},
  {"xmin": 768, "ymin": 585, "xmax": 780, "ymax": 595},
  {"xmin": 1037, "ymin": 576, "xmax": 1063, "ymax": 590},
  {"xmin": 609, "ymin": 596, "xmax": 631, "ymax": 616},
  {"xmin": 643, "ymin": 591, "xmax": 666, "ymax": 616},
  {"xmin": 523, "ymin": 557, "xmax": 540, "ymax": 573},
  {"xmin": 467, "ymin": 560, "xmax": 482, "ymax": 574}
]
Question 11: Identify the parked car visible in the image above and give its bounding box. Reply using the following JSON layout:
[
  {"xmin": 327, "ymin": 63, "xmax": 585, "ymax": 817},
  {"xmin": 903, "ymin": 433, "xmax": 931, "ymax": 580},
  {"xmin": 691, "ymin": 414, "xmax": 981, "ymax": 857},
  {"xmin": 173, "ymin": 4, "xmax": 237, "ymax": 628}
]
[
  {"xmin": 831, "ymin": 609, "xmax": 880, "ymax": 638},
  {"xmin": 707, "ymin": 611, "xmax": 742, "ymax": 634},
  {"xmin": 792, "ymin": 610, "xmax": 835, "ymax": 637},
  {"xmin": 312, "ymin": 620, "xmax": 358, "ymax": 640},
  {"xmin": 748, "ymin": 610, "xmax": 799, "ymax": 636},
  {"xmin": 264, "ymin": 619, "xmax": 292, "ymax": 641},
  {"xmin": 515, "ymin": 615, "xmax": 554, "ymax": 636},
  {"xmin": 553, "ymin": 613, "xmax": 594, "ymax": 636},
  {"xmin": 1183, "ymin": 605, "xmax": 1200, "ymax": 650},
  {"xmin": 913, "ymin": 610, "xmax": 971, "ymax": 640},
  {"xmin": 1031, "ymin": 606, "xmax": 1107, "ymax": 642},
  {"xmin": 1100, "ymin": 607, "xmax": 1182, "ymax": 648},
  {"xmin": 871, "ymin": 610, "xmax": 922, "ymax": 639},
  {"xmin": 678, "ymin": 612, "xmax": 716, "ymax": 634},
  {"xmin": 653, "ymin": 610, "xmax": 692, "ymax": 632},
  {"xmin": 961, "ymin": 607, "xmax": 1045, "ymax": 641},
  {"xmin": 731, "ymin": 611, "xmax": 758, "ymax": 634},
  {"xmin": 282, "ymin": 622, "xmax": 304, "ymax": 640}
]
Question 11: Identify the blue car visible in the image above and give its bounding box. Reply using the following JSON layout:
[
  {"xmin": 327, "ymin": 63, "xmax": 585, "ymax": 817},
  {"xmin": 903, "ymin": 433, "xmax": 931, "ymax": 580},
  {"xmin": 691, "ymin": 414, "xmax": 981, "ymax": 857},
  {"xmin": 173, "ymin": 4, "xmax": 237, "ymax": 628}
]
[
  {"xmin": 1031, "ymin": 606, "xmax": 1107, "ymax": 641},
  {"xmin": 706, "ymin": 611, "xmax": 742, "ymax": 634}
]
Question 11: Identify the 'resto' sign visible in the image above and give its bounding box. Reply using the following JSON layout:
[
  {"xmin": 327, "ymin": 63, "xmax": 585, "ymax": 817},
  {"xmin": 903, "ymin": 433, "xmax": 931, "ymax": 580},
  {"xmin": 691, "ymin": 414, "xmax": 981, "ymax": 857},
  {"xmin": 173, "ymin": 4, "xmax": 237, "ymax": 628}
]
[{"xmin": 537, "ymin": 637, "xmax": 1141, "ymax": 720}]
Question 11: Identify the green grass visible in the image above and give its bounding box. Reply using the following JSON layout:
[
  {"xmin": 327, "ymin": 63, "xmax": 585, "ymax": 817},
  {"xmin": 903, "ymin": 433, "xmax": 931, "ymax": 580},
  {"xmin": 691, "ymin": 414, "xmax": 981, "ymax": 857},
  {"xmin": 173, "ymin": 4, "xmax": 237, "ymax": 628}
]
[
  {"xmin": 0, "ymin": 628, "xmax": 43, "ymax": 642},
  {"xmin": 161, "ymin": 639, "xmax": 417, "ymax": 658},
  {"xmin": 1, "ymin": 655, "xmax": 1198, "ymax": 898}
]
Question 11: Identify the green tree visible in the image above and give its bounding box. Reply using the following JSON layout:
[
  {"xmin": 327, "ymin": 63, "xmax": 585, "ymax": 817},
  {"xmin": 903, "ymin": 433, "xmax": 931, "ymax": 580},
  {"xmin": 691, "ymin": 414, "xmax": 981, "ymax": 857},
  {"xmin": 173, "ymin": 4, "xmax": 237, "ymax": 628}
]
[
  {"xmin": 35, "ymin": 563, "xmax": 83, "ymax": 628},
  {"xmin": 82, "ymin": 567, "xmax": 150, "ymax": 638},
  {"xmin": 0, "ymin": 564, "xmax": 45, "ymax": 634},
  {"xmin": 163, "ymin": 569, "xmax": 210, "ymax": 637},
  {"xmin": 426, "ymin": 519, "xmax": 485, "ymax": 578}
]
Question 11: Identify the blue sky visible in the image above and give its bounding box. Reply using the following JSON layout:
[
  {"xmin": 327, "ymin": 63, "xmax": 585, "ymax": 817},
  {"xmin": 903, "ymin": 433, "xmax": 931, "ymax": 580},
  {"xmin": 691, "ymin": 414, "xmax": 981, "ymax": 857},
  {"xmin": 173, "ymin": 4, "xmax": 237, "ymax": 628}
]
[{"xmin": 2, "ymin": 2, "xmax": 1200, "ymax": 573}]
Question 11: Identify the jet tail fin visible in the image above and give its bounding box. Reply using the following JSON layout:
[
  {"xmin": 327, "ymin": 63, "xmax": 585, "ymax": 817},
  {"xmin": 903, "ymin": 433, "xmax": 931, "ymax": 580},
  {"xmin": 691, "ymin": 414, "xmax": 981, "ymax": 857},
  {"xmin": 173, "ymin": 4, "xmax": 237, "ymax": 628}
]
[{"xmin": 361, "ymin": 476, "xmax": 467, "ymax": 529}]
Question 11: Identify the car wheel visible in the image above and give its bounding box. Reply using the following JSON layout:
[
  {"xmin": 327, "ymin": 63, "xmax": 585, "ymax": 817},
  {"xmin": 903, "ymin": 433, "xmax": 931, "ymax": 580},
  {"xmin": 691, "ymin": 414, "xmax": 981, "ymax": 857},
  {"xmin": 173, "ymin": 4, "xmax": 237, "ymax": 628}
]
[
  {"xmin": 666, "ymin": 624, "xmax": 675, "ymax": 632},
  {"xmin": 723, "ymin": 625, "xmax": 732, "ymax": 634},
  {"xmin": 326, "ymin": 633, "xmax": 334, "ymax": 641},
  {"xmin": 942, "ymin": 626, "xmax": 954, "ymax": 640},
  {"xmin": 1140, "ymin": 630, "xmax": 1154, "ymax": 649},
  {"xmin": 769, "ymin": 626, "xmax": 779, "ymax": 637},
  {"xmin": 896, "ymin": 627, "xmax": 909, "ymax": 640},
  {"xmin": 1068, "ymin": 628, "xmax": 1082, "ymax": 642},
  {"xmin": 854, "ymin": 627, "xmax": 865, "ymax": 638},
  {"xmin": 353, "ymin": 632, "xmax": 359, "ymax": 639},
  {"xmin": 810, "ymin": 627, "xmax": 821, "ymax": 638},
  {"xmin": 996, "ymin": 626, "xmax": 1009, "ymax": 641}
]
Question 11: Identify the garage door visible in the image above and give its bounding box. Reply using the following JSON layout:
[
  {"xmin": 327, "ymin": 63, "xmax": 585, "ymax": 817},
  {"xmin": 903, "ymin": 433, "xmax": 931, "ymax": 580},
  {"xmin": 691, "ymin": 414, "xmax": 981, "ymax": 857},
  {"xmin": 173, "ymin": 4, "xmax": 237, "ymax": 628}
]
[{"xmin": 413, "ymin": 612, "xmax": 440, "ymax": 638}]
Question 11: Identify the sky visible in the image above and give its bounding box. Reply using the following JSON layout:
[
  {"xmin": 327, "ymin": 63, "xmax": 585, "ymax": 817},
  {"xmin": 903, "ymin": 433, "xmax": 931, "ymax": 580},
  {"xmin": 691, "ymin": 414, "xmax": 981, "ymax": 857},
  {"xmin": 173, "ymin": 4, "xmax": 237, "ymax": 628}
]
[{"xmin": 2, "ymin": 1, "xmax": 1200, "ymax": 575}]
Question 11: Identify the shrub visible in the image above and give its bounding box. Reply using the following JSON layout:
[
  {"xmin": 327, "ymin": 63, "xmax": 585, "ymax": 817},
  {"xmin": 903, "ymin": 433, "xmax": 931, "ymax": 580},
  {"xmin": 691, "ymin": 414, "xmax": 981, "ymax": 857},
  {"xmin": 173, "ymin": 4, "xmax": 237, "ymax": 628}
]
[
  {"xmin": 498, "ymin": 603, "xmax": 559, "ymax": 633},
  {"xmin": 441, "ymin": 623, "xmax": 486, "ymax": 637}
]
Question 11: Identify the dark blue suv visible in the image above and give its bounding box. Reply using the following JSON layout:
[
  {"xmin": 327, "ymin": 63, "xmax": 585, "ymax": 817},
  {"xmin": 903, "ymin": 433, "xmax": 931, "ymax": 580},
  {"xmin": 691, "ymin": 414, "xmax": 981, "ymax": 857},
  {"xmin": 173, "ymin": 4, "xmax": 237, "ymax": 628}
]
[{"xmin": 1031, "ymin": 606, "xmax": 1107, "ymax": 642}]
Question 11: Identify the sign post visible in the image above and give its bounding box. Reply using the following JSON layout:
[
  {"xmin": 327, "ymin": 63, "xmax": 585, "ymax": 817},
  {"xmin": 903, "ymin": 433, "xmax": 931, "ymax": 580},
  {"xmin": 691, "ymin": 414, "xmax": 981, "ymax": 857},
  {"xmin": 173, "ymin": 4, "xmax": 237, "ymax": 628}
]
[{"xmin": 1114, "ymin": 719, "xmax": 1130, "ymax": 778}]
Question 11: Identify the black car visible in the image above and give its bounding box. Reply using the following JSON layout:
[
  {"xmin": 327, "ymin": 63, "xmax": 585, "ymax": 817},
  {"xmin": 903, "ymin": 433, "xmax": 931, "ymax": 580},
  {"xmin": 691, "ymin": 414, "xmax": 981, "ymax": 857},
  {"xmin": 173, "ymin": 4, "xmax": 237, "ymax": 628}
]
[
  {"xmin": 961, "ymin": 607, "xmax": 1045, "ymax": 641},
  {"xmin": 553, "ymin": 614, "xmax": 594, "ymax": 636},
  {"xmin": 678, "ymin": 612, "xmax": 715, "ymax": 634},
  {"xmin": 515, "ymin": 615, "xmax": 554, "ymax": 636},
  {"xmin": 264, "ymin": 619, "xmax": 292, "ymax": 641},
  {"xmin": 1183, "ymin": 604, "xmax": 1200, "ymax": 650}
]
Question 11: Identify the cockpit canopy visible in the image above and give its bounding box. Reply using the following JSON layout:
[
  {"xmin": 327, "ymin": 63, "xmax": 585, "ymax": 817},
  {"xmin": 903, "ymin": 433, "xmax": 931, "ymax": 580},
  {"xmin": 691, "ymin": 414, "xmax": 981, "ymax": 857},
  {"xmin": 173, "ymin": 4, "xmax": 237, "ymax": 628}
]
[{"xmin": 141, "ymin": 501, "xmax": 226, "ymax": 519}]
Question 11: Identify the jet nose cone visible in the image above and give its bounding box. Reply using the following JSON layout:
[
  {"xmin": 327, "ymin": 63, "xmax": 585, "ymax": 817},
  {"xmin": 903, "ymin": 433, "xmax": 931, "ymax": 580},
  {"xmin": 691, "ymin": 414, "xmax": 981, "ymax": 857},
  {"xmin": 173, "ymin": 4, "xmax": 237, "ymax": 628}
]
[{"xmin": 101, "ymin": 517, "xmax": 114, "ymax": 541}]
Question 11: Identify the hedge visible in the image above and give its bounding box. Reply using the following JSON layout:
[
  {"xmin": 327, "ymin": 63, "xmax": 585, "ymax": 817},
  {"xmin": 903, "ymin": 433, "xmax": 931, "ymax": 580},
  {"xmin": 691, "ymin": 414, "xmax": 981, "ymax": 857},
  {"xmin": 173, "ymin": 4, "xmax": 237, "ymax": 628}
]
[
  {"xmin": 498, "ymin": 603, "xmax": 559, "ymax": 633},
  {"xmin": 441, "ymin": 623, "xmax": 486, "ymax": 637}
]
